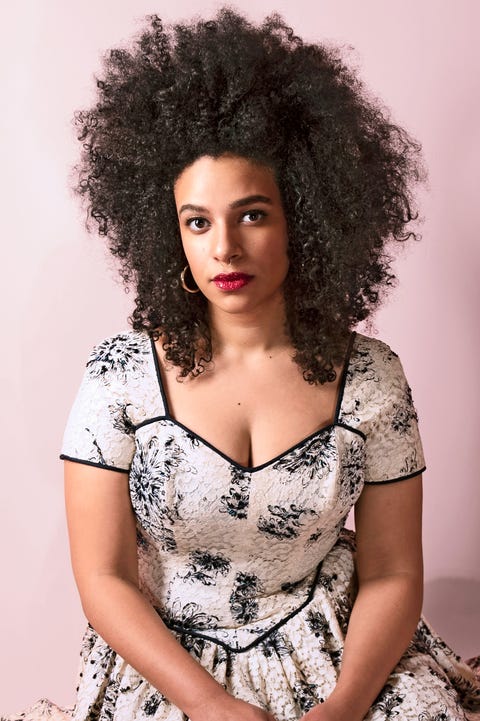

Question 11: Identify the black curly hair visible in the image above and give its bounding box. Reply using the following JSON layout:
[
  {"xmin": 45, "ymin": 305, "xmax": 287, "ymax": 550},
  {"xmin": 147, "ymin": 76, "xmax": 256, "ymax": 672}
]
[{"xmin": 74, "ymin": 7, "xmax": 424, "ymax": 383}]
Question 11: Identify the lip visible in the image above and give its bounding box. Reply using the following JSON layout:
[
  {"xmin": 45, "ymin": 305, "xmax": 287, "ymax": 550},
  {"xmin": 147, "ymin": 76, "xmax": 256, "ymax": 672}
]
[{"xmin": 212, "ymin": 272, "xmax": 253, "ymax": 291}]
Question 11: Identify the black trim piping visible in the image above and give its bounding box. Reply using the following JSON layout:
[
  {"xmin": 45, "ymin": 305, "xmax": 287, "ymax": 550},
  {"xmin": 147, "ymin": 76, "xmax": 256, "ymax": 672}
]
[
  {"xmin": 135, "ymin": 415, "xmax": 170, "ymax": 432},
  {"xmin": 134, "ymin": 415, "xmax": 365, "ymax": 474},
  {"xmin": 334, "ymin": 331, "xmax": 356, "ymax": 423},
  {"xmin": 364, "ymin": 466, "xmax": 426, "ymax": 485},
  {"xmin": 150, "ymin": 336, "xmax": 169, "ymax": 414},
  {"xmin": 59, "ymin": 454, "xmax": 130, "ymax": 474},
  {"xmin": 160, "ymin": 561, "xmax": 323, "ymax": 654},
  {"xmin": 146, "ymin": 330, "xmax": 364, "ymax": 473},
  {"xmin": 336, "ymin": 422, "xmax": 366, "ymax": 441}
]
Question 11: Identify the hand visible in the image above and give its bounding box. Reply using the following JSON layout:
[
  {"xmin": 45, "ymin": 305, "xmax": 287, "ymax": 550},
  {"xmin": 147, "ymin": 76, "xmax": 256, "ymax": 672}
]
[{"xmin": 191, "ymin": 694, "xmax": 277, "ymax": 721}]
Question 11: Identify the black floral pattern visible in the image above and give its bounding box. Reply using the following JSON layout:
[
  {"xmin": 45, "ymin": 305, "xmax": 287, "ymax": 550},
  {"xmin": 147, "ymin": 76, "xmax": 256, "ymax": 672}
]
[
  {"xmin": 163, "ymin": 600, "xmax": 220, "ymax": 634},
  {"xmin": 272, "ymin": 433, "xmax": 336, "ymax": 483},
  {"xmin": 333, "ymin": 594, "xmax": 352, "ymax": 635},
  {"xmin": 329, "ymin": 648, "xmax": 343, "ymax": 667},
  {"xmin": 391, "ymin": 384, "xmax": 418, "ymax": 435},
  {"xmin": 305, "ymin": 517, "xmax": 346, "ymax": 549},
  {"xmin": 129, "ymin": 436, "xmax": 177, "ymax": 551},
  {"xmin": 161, "ymin": 599, "xmax": 218, "ymax": 658},
  {"xmin": 345, "ymin": 347, "xmax": 380, "ymax": 385},
  {"xmin": 79, "ymin": 623, "xmax": 99, "ymax": 657},
  {"xmin": 178, "ymin": 633, "xmax": 206, "ymax": 658},
  {"xmin": 339, "ymin": 439, "xmax": 364, "ymax": 503},
  {"xmin": 182, "ymin": 550, "xmax": 231, "ymax": 585},
  {"xmin": 212, "ymin": 644, "xmax": 233, "ymax": 678},
  {"xmin": 448, "ymin": 673, "xmax": 480, "ymax": 710},
  {"xmin": 336, "ymin": 527, "xmax": 357, "ymax": 554},
  {"xmin": 399, "ymin": 447, "xmax": 424, "ymax": 477},
  {"xmin": 47, "ymin": 331, "xmax": 479, "ymax": 721},
  {"xmin": 229, "ymin": 572, "xmax": 263, "ymax": 623},
  {"xmin": 101, "ymin": 678, "xmax": 121, "ymax": 721},
  {"xmin": 305, "ymin": 609, "xmax": 335, "ymax": 646},
  {"xmin": 143, "ymin": 693, "xmax": 165, "ymax": 716},
  {"xmin": 86, "ymin": 334, "xmax": 148, "ymax": 381},
  {"xmin": 259, "ymin": 629, "xmax": 294, "ymax": 658},
  {"xmin": 258, "ymin": 504, "xmax": 317, "ymax": 539},
  {"xmin": 292, "ymin": 680, "xmax": 322, "ymax": 712},
  {"xmin": 410, "ymin": 621, "xmax": 455, "ymax": 658},
  {"xmin": 136, "ymin": 528, "xmax": 149, "ymax": 549},
  {"xmin": 79, "ymin": 626, "xmax": 116, "ymax": 678},
  {"xmin": 372, "ymin": 684, "xmax": 404, "ymax": 717},
  {"xmin": 109, "ymin": 401, "xmax": 136, "ymax": 436},
  {"xmin": 306, "ymin": 527, "xmax": 324, "ymax": 545},
  {"xmin": 316, "ymin": 571, "xmax": 338, "ymax": 594},
  {"xmin": 220, "ymin": 467, "xmax": 251, "ymax": 519},
  {"xmin": 418, "ymin": 708, "xmax": 450, "ymax": 721},
  {"xmin": 84, "ymin": 428, "xmax": 107, "ymax": 465}
]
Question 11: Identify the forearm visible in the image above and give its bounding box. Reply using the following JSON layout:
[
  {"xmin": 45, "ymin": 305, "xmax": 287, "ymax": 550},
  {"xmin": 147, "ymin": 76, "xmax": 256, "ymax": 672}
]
[
  {"xmin": 80, "ymin": 574, "xmax": 229, "ymax": 720},
  {"xmin": 323, "ymin": 572, "xmax": 423, "ymax": 721}
]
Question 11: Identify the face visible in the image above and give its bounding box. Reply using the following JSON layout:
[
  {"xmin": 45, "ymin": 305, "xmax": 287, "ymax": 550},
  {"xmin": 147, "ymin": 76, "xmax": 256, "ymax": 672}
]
[{"xmin": 174, "ymin": 154, "xmax": 289, "ymax": 316}]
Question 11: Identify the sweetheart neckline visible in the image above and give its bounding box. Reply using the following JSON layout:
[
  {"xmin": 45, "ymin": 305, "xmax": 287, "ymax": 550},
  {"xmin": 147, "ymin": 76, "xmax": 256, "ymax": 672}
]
[{"xmin": 147, "ymin": 333, "xmax": 356, "ymax": 472}]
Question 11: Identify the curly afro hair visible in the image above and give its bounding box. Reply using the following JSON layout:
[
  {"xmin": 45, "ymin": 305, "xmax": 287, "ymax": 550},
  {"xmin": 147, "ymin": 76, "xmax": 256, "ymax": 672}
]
[{"xmin": 74, "ymin": 7, "xmax": 424, "ymax": 383}]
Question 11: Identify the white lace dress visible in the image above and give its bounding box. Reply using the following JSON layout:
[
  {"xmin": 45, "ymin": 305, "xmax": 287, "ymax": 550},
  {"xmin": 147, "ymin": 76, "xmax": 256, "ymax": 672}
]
[{"xmin": 3, "ymin": 331, "xmax": 479, "ymax": 721}]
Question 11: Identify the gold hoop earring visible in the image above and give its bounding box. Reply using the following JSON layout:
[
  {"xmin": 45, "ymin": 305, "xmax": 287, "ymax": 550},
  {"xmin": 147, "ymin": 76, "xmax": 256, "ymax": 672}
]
[{"xmin": 180, "ymin": 265, "xmax": 200, "ymax": 294}]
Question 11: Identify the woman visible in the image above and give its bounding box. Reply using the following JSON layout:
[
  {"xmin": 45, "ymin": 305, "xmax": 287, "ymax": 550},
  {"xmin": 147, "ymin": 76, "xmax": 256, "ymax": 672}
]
[{"xmin": 4, "ymin": 8, "xmax": 479, "ymax": 721}]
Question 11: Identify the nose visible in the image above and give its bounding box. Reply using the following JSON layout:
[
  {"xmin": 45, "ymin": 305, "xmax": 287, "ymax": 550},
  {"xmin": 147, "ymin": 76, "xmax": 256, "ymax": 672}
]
[{"xmin": 212, "ymin": 222, "xmax": 242, "ymax": 265}]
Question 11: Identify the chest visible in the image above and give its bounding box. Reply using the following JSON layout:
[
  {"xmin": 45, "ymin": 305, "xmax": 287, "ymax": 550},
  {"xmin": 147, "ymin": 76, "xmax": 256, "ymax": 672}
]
[{"xmin": 157, "ymin": 350, "xmax": 341, "ymax": 469}]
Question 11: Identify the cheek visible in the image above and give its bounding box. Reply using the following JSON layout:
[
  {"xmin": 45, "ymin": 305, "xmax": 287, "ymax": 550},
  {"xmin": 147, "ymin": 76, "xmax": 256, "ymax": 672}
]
[
  {"xmin": 182, "ymin": 240, "xmax": 207, "ymax": 274},
  {"xmin": 277, "ymin": 239, "xmax": 290, "ymax": 279},
  {"xmin": 180, "ymin": 232, "xmax": 195, "ymax": 259},
  {"xmin": 273, "ymin": 232, "xmax": 289, "ymax": 264}
]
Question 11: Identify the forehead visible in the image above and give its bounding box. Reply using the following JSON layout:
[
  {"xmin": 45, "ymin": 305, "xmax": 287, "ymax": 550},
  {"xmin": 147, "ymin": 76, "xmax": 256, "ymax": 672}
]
[{"xmin": 173, "ymin": 154, "xmax": 281, "ymax": 205}]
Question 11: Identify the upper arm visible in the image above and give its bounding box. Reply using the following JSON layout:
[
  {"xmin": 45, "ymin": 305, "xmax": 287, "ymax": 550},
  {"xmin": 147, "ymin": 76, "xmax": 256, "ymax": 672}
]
[
  {"xmin": 349, "ymin": 339, "xmax": 425, "ymax": 583},
  {"xmin": 64, "ymin": 461, "xmax": 139, "ymax": 598},
  {"xmin": 354, "ymin": 473, "xmax": 423, "ymax": 584},
  {"xmin": 60, "ymin": 337, "xmax": 140, "ymax": 597}
]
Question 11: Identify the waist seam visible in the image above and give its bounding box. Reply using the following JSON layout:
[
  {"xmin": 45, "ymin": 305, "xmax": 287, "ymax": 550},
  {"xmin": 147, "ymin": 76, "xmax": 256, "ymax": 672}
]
[{"xmin": 159, "ymin": 561, "xmax": 323, "ymax": 654}]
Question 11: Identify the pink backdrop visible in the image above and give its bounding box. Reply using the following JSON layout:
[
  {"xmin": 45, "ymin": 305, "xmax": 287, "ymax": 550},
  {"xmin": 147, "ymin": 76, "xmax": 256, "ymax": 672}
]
[{"xmin": 2, "ymin": 0, "xmax": 479, "ymax": 713}]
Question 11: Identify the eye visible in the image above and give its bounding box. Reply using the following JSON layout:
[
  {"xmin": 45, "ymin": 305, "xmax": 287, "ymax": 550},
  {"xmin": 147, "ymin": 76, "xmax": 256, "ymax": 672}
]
[
  {"xmin": 185, "ymin": 216, "xmax": 210, "ymax": 232},
  {"xmin": 241, "ymin": 209, "xmax": 267, "ymax": 224}
]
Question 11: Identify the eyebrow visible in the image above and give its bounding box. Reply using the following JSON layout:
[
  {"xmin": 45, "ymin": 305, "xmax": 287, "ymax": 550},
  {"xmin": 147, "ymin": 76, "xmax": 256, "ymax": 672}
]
[
  {"xmin": 178, "ymin": 195, "xmax": 273, "ymax": 215},
  {"xmin": 230, "ymin": 194, "xmax": 273, "ymax": 209}
]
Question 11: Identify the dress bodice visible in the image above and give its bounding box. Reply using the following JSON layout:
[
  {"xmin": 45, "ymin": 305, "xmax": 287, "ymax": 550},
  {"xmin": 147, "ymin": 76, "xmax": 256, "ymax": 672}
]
[{"xmin": 60, "ymin": 330, "xmax": 425, "ymax": 649}]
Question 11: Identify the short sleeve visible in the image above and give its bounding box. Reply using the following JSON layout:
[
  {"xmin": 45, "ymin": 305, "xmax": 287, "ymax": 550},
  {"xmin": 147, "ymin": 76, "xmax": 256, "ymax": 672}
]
[
  {"xmin": 363, "ymin": 349, "xmax": 426, "ymax": 484},
  {"xmin": 60, "ymin": 347, "xmax": 136, "ymax": 473}
]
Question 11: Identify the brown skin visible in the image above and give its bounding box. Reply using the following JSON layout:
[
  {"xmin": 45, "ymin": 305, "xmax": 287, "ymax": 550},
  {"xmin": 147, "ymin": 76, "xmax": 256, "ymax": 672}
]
[
  {"xmin": 65, "ymin": 155, "xmax": 423, "ymax": 721},
  {"xmin": 165, "ymin": 154, "xmax": 341, "ymax": 469}
]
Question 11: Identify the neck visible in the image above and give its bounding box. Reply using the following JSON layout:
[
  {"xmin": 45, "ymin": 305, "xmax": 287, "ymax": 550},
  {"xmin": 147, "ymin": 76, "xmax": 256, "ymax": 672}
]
[{"xmin": 207, "ymin": 295, "xmax": 291, "ymax": 359}]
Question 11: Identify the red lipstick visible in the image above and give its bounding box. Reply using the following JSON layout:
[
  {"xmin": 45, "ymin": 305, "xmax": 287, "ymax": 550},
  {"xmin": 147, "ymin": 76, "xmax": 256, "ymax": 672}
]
[{"xmin": 212, "ymin": 272, "xmax": 253, "ymax": 291}]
